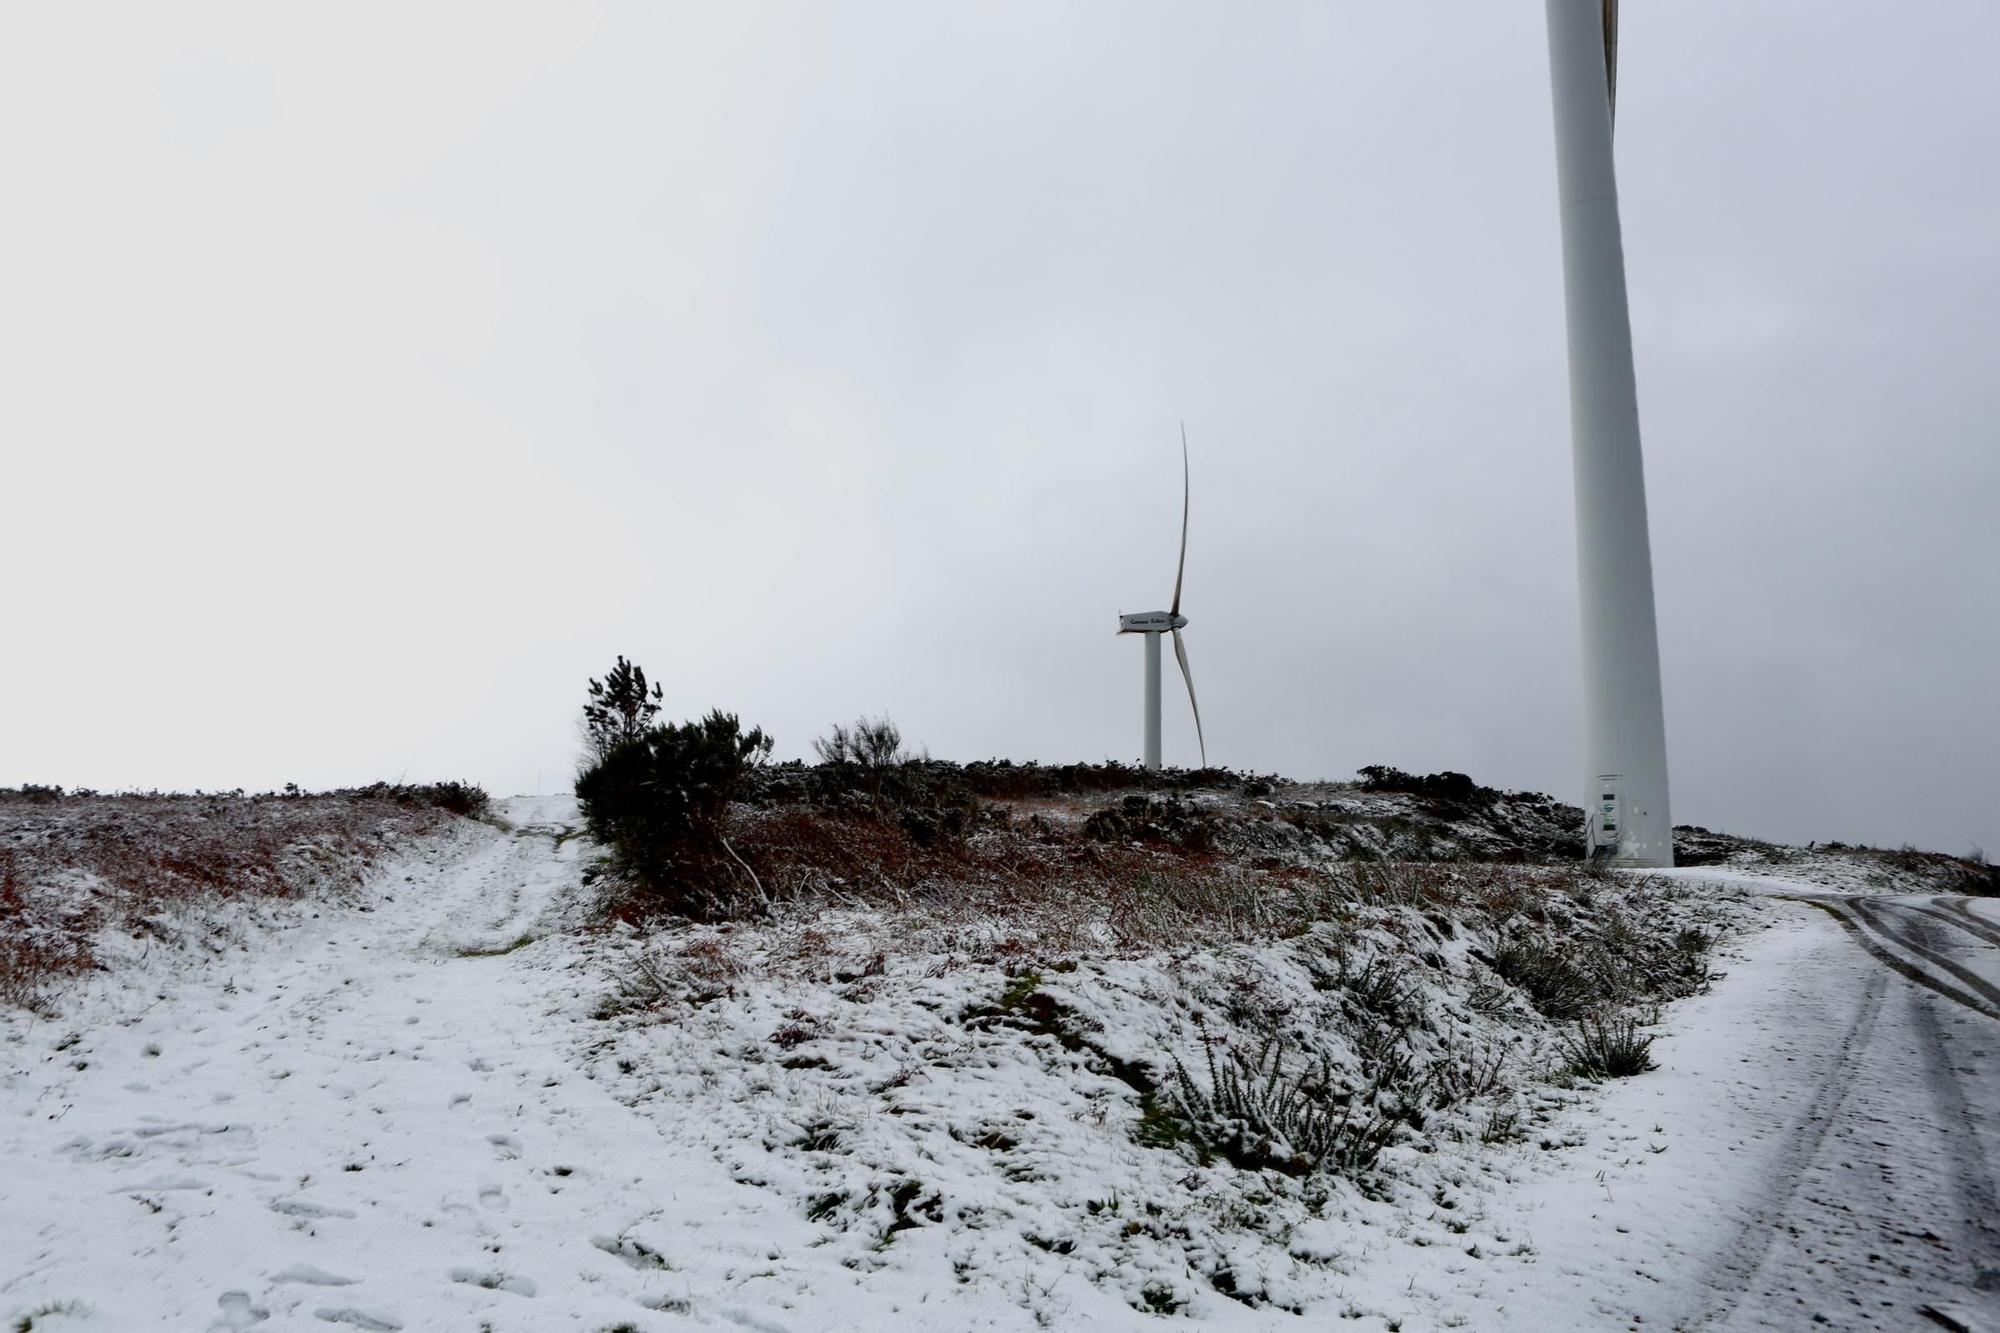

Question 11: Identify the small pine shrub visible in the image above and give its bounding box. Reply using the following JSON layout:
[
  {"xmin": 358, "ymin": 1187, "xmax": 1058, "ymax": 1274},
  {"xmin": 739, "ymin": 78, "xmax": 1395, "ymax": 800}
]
[
  {"xmin": 1561, "ymin": 1016, "xmax": 1657, "ymax": 1078},
  {"xmin": 581, "ymin": 655, "xmax": 664, "ymax": 762},
  {"xmin": 575, "ymin": 710, "xmax": 773, "ymax": 919}
]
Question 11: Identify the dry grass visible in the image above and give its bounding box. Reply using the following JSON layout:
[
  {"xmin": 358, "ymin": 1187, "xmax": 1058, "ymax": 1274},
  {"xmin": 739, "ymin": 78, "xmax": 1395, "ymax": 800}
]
[
  {"xmin": 617, "ymin": 801, "xmax": 1732, "ymax": 1003},
  {"xmin": 0, "ymin": 792, "xmax": 460, "ymax": 1011},
  {"xmin": 725, "ymin": 802, "xmax": 1339, "ymax": 954}
]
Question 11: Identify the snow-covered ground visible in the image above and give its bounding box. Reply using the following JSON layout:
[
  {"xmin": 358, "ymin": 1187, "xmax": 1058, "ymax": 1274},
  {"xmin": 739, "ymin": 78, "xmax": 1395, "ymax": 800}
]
[
  {"xmin": 1479, "ymin": 885, "xmax": 2000, "ymax": 1331},
  {"xmin": 3, "ymin": 797, "xmax": 1997, "ymax": 1331}
]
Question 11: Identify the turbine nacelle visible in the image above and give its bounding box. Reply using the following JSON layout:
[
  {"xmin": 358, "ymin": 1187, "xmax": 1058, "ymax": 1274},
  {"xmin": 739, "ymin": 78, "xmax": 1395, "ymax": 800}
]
[{"xmin": 1117, "ymin": 612, "xmax": 1187, "ymax": 634}]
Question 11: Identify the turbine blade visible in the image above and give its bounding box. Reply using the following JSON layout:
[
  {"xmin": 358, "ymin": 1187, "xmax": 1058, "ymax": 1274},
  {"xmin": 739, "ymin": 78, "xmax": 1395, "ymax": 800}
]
[
  {"xmin": 1172, "ymin": 627, "xmax": 1206, "ymax": 767},
  {"xmin": 1170, "ymin": 425, "xmax": 1190, "ymax": 616},
  {"xmin": 1602, "ymin": 0, "xmax": 1618, "ymax": 123}
]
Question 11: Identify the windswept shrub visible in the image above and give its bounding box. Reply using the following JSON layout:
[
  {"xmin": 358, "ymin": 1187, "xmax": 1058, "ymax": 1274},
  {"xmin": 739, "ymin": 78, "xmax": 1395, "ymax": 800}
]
[
  {"xmin": 1561, "ymin": 1016, "xmax": 1657, "ymax": 1078},
  {"xmin": 811, "ymin": 714, "xmax": 916, "ymax": 810},
  {"xmin": 1423, "ymin": 1037, "xmax": 1511, "ymax": 1110},
  {"xmin": 813, "ymin": 714, "xmax": 906, "ymax": 769},
  {"xmin": 1487, "ymin": 939, "xmax": 1597, "ymax": 1020},
  {"xmin": 575, "ymin": 710, "xmax": 773, "ymax": 919},
  {"xmin": 1170, "ymin": 1038, "xmax": 1399, "ymax": 1177},
  {"xmin": 329, "ymin": 780, "xmax": 489, "ymax": 817},
  {"xmin": 1356, "ymin": 766, "xmax": 1498, "ymax": 809}
]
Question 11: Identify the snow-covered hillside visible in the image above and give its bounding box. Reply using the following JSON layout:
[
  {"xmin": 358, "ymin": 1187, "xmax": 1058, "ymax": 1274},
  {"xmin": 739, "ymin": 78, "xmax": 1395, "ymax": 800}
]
[{"xmin": 3, "ymin": 789, "xmax": 1995, "ymax": 1330}]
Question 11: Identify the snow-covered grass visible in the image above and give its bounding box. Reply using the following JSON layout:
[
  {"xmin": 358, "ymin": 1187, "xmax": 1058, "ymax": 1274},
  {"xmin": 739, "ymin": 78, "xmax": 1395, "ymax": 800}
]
[
  {"xmin": 6, "ymin": 776, "xmax": 1989, "ymax": 1331},
  {"xmin": 1678, "ymin": 840, "xmax": 2000, "ymax": 897},
  {"xmin": 0, "ymin": 789, "xmax": 473, "ymax": 1013},
  {"xmin": 581, "ymin": 844, "xmax": 1755, "ymax": 1325}
]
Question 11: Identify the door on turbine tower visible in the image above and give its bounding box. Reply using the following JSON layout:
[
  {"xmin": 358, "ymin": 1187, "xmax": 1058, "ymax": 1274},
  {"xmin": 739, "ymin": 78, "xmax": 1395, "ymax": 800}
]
[{"xmin": 1591, "ymin": 775, "xmax": 1623, "ymax": 857}]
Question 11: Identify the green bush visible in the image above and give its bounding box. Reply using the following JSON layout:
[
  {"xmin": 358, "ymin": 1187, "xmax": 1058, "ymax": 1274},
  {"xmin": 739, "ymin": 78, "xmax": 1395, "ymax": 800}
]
[{"xmin": 575, "ymin": 710, "xmax": 772, "ymax": 919}]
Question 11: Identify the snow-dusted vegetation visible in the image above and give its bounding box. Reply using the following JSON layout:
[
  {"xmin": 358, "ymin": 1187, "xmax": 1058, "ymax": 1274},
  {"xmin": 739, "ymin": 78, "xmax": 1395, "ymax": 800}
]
[
  {"xmin": 3, "ymin": 757, "xmax": 1991, "ymax": 1330},
  {"xmin": 0, "ymin": 784, "xmax": 483, "ymax": 1014},
  {"xmin": 587, "ymin": 860, "xmax": 1748, "ymax": 1322}
]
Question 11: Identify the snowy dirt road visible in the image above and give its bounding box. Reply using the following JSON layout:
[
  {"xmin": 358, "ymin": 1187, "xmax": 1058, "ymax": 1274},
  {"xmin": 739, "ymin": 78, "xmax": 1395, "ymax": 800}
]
[
  {"xmin": 1483, "ymin": 884, "xmax": 2000, "ymax": 1332},
  {"xmin": 0, "ymin": 799, "xmax": 848, "ymax": 1332},
  {"xmin": 1696, "ymin": 893, "xmax": 2000, "ymax": 1332}
]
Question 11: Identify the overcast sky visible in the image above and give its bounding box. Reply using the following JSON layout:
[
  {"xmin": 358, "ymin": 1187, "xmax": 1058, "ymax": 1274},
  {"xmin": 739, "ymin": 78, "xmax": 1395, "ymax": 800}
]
[{"xmin": 3, "ymin": 3, "xmax": 1994, "ymax": 856}]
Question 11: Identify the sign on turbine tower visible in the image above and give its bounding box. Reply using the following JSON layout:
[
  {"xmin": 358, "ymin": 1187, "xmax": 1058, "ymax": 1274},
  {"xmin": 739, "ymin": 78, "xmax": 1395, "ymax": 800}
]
[{"xmin": 1545, "ymin": 0, "xmax": 1674, "ymax": 866}]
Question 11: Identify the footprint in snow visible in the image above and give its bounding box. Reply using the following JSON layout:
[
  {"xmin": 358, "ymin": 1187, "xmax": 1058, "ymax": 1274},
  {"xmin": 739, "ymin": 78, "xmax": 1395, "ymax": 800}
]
[
  {"xmin": 271, "ymin": 1264, "xmax": 359, "ymax": 1287},
  {"xmin": 447, "ymin": 1267, "xmax": 537, "ymax": 1297},
  {"xmin": 206, "ymin": 1291, "xmax": 270, "ymax": 1330},
  {"xmin": 313, "ymin": 1308, "xmax": 402, "ymax": 1331},
  {"xmin": 126, "ymin": 1175, "xmax": 211, "ymax": 1192},
  {"xmin": 478, "ymin": 1183, "xmax": 509, "ymax": 1211},
  {"xmin": 131, "ymin": 1120, "xmax": 214, "ymax": 1140},
  {"xmin": 591, "ymin": 1234, "xmax": 672, "ymax": 1271},
  {"xmin": 487, "ymin": 1134, "xmax": 520, "ymax": 1160},
  {"xmin": 271, "ymin": 1198, "xmax": 358, "ymax": 1220},
  {"xmin": 448, "ymin": 1093, "xmax": 472, "ymax": 1110}
]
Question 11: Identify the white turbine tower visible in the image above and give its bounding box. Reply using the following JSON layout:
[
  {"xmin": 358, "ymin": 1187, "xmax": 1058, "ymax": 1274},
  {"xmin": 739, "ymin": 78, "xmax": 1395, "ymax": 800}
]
[
  {"xmin": 1546, "ymin": 0, "xmax": 1673, "ymax": 866},
  {"xmin": 1117, "ymin": 431, "xmax": 1206, "ymax": 771}
]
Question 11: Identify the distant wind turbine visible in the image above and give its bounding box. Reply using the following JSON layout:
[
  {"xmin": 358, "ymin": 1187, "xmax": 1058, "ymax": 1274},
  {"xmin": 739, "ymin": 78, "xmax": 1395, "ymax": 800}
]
[
  {"xmin": 1117, "ymin": 430, "xmax": 1206, "ymax": 771},
  {"xmin": 1545, "ymin": 0, "xmax": 1673, "ymax": 866}
]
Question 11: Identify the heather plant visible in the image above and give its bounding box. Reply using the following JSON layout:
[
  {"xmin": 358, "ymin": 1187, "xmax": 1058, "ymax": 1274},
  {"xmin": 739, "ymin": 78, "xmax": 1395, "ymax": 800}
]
[
  {"xmin": 1487, "ymin": 940, "xmax": 1597, "ymax": 1020},
  {"xmin": 1561, "ymin": 1016, "xmax": 1658, "ymax": 1078},
  {"xmin": 1169, "ymin": 1037, "xmax": 1400, "ymax": 1177}
]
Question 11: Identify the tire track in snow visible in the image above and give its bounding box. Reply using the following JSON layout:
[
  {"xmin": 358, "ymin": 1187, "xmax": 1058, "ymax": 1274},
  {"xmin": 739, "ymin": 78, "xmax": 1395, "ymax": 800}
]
[
  {"xmin": 1902, "ymin": 917, "xmax": 2000, "ymax": 1301},
  {"xmin": 1684, "ymin": 965, "xmax": 1889, "ymax": 1329},
  {"xmin": 1847, "ymin": 899, "xmax": 2000, "ymax": 1017},
  {"xmin": 1932, "ymin": 896, "xmax": 2000, "ymax": 951},
  {"xmin": 1713, "ymin": 896, "xmax": 2000, "ymax": 1329},
  {"xmin": 1811, "ymin": 901, "xmax": 2000, "ymax": 1025}
]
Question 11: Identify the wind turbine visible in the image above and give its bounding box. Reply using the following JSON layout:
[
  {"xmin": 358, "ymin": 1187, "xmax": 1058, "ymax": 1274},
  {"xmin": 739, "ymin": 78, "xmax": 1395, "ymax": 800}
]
[
  {"xmin": 1545, "ymin": 0, "xmax": 1673, "ymax": 866},
  {"xmin": 1117, "ymin": 430, "xmax": 1206, "ymax": 771}
]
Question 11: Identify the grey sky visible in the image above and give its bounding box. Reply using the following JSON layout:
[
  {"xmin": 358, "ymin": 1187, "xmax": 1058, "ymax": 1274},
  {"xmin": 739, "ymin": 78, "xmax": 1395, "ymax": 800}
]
[{"xmin": 3, "ymin": 4, "xmax": 1994, "ymax": 857}]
